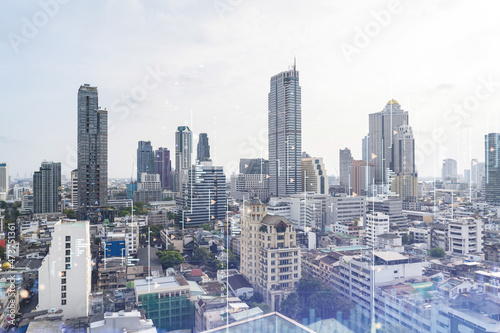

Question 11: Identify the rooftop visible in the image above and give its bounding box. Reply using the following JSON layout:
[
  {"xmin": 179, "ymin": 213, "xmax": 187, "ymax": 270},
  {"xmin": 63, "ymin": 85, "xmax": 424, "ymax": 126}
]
[
  {"xmin": 134, "ymin": 275, "xmax": 188, "ymax": 294},
  {"xmin": 374, "ymin": 251, "xmax": 408, "ymax": 262}
]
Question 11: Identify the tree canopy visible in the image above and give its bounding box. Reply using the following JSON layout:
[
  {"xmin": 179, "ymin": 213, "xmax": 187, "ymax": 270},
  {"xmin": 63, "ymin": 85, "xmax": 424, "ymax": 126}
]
[
  {"xmin": 156, "ymin": 250, "xmax": 184, "ymax": 269},
  {"xmin": 430, "ymin": 247, "xmax": 446, "ymax": 258}
]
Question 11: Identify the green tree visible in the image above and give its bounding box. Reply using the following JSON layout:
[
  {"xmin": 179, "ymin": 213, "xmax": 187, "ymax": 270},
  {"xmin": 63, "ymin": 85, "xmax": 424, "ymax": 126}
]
[
  {"xmin": 191, "ymin": 247, "xmax": 215, "ymax": 266},
  {"xmin": 156, "ymin": 250, "xmax": 185, "ymax": 269},
  {"xmin": 430, "ymin": 247, "xmax": 446, "ymax": 258},
  {"xmin": 63, "ymin": 209, "xmax": 77, "ymax": 219},
  {"xmin": 280, "ymin": 292, "xmax": 300, "ymax": 319},
  {"xmin": 402, "ymin": 233, "xmax": 412, "ymax": 245},
  {"xmin": 251, "ymin": 292, "xmax": 264, "ymax": 304}
]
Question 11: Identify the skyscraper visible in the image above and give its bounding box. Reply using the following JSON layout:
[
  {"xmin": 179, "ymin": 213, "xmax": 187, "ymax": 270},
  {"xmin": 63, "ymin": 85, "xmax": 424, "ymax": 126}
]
[
  {"xmin": 196, "ymin": 133, "xmax": 211, "ymax": 162},
  {"xmin": 301, "ymin": 156, "xmax": 327, "ymax": 194},
  {"xmin": 33, "ymin": 161, "xmax": 61, "ymax": 214},
  {"xmin": 175, "ymin": 126, "xmax": 192, "ymax": 194},
  {"xmin": 137, "ymin": 141, "xmax": 155, "ymax": 181},
  {"xmin": 369, "ymin": 100, "xmax": 409, "ymax": 184},
  {"xmin": 391, "ymin": 124, "xmax": 415, "ymax": 174},
  {"xmin": 362, "ymin": 135, "xmax": 370, "ymax": 162},
  {"xmin": 339, "ymin": 148, "xmax": 353, "ymax": 192},
  {"xmin": 0, "ymin": 163, "xmax": 8, "ymax": 201},
  {"xmin": 71, "ymin": 169, "xmax": 78, "ymax": 208},
  {"xmin": 181, "ymin": 164, "xmax": 226, "ymax": 226},
  {"xmin": 155, "ymin": 147, "xmax": 171, "ymax": 190},
  {"xmin": 268, "ymin": 62, "xmax": 302, "ymax": 197},
  {"xmin": 441, "ymin": 158, "xmax": 458, "ymax": 181},
  {"xmin": 77, "ymin": 84, "xmax": 108, "ymax": 222},
  {"xmin": 485, "ymin": 133, "xmax": 500, "ymax": 204}
]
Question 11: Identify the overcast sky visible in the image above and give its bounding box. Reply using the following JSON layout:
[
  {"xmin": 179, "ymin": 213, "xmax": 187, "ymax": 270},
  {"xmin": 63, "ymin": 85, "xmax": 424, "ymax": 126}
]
[{"xmin": 2, "ymin": 0, "xmax": 500, "ymax": 180}]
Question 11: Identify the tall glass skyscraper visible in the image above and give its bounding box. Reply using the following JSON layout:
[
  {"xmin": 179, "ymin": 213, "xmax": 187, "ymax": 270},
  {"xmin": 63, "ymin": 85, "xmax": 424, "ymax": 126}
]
[
  {"xmin": 268, "ymin": 62, "xmax": 302, "ymax": 197},
  {"xmin": 137, "ymin": 141, "xmax": 155, "ymax": 181},
  {"xmin": 77, "ymin": 84, "xmax": 108, "ymax": 222},
  {"xmin": 155, "ymin": 147, "xmax": 171, "ymax": 190},
  {"xmin": 33, "ymin": 161, "xmax": 61, "ymax": 214},
  {"xmin": 175, "ymin": 126, "xmax": 192, "ymax": 194},
  {"xmin": 197, "ymin": 133, "xmax": 210, "ymax": 162},
  {"xmin": 369, "ymin": 100, "xmax": 409, "ymax": 184},
  {"xmin": 485, "ymin": 133, "xmax": 500, "ymax": 204}
]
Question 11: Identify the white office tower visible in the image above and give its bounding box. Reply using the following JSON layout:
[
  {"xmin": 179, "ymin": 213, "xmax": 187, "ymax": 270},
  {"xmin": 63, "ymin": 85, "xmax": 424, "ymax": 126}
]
[
  {"xmin": 38, "ymin": 220, "xmax": 91, "ymax": 319},
  {"xmin": 364, "ymin": 212, "xmax": 390, "ymax": 248}
]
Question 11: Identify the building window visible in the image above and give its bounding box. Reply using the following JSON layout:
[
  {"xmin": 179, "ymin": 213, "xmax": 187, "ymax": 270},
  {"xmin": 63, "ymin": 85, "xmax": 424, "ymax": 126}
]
[
  {"xmin": 61, "ymin": 299, "xmax": 66, "ymax": 305},
  {"xmin": 61, "ymin": 278, "xmax": 66, "ymax": 284},
  {"xmin": 277, "ymin": 235, "xmax": 284, "ymax": 240},
  {"xmin": 271, "ymin": 268, "xmax": 275, "ymax": 273},
  {"xmin": 271, "ymin": 276, "xmax": 275, "ymax": 280},
  {"xmin": 65, "ymin": 264, "xmax": 71, "ymax": 269},
  {"xmin": 65, "ymin": 243, "xmax": 71, "ymax": 248},
  {"xmin": 66, "ymin": 250, "xmax": 70, "ymax": 256},
  {"xmin": 61, "ymin": 271, "xmax": 66, "ymax": 277},
  {"xmin": 271, "ymin": 253, "xmax": 275, "ymax": 258},
  {"xmin": 65, "ymin": 257, "xmax": 71, "ymax": 263},
  {"xmin": 294, "ymin": 274, "xmax": 298, "ymax": 278},
  {"xmin": 61, "ymin": 285, "xmax": 66, "ymax": 291},
  {"xmin": 290, "ymin": 235, "xmax": 293, "ymax": 239},
  {"xmin": 66, "ymin": 236, "xmax": 71, "ymax": 241},
  {"xmin": 62, "ymin": 292, "xmax": 66, "ymax": 298}
]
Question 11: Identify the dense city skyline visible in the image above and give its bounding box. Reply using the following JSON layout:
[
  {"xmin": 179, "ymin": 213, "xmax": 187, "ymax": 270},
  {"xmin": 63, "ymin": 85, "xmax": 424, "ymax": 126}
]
[{"xmin": 2, "ymin": 1, "xmax": 500, "ymax": 180}]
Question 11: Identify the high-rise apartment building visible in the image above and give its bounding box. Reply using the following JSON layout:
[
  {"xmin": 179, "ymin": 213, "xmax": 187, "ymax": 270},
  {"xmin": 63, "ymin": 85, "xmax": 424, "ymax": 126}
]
[
  {"xmin": 349, "ymin": 160, "xmax": 374, "ymax": 196},
  {"xmin": 339, "ymin": 148, "xmax": 353, "ymax": 191},
  {"xmin": 137, "ymin": 141, "xmax": 155, "ymax": 181},
  {"xmin": 77, "ymin": 84, "xmax": 108, "ymax": 222},
  {"xmin": 485, "ymin": 133, "xmax": 500, "ymax": 204},
  {"xmin": 268, "ymin": 62, "xmax": 302, "ymax": 197},
  {"xmin": 232, "ymin": 158, "xmax": 270, "ymax": 202},
  {"xmin": 441, "ymin": 158, "xmax": 458, "ymax": 181},
  {"xmin": 301, "ymin": 157, "xmax": 327, "ymax": 194},
  {"xmin": 364, "ymin": 212, "xmax": 390, "ymax": 248},
  {"xmin": 390, "ymin": 124, "xmax": 418, "ymax": 203},
  {"xmin": 38, "ymin": 220, "xmax": 91, "ymax": 319},
  {"xmin": 362, "ymin": 135, "xmax": 370, "ymax": 162},
  {"xmin": 471, "ymin": 158, "xmax": 486, "ymax": 186},
  {"xmin": 70, "ymin": 169, "xmax": 78, "ymax": 208},
  {"xmin": 33, "ymin": 161, "xmax": 61, "ymax": 214},
  {"xmin": 240, "ymin": 196, "xmax": 301, "ymax": 311},
  {"xmin": 134, "ymin": 173, "xmax": 162, "ymax": 203},
  {"xmin": 155, "ymin": 147, "xmax": 171, "ymax": 190},
  {"xmin": 369, "ymin": 100, "xmax": 409, "ymax": 184},
  {"xmin": 175, "ymin": 126, "xmax": 192, "ymax": 194},
  {"xmin": 0, "ymin": 163, "xmax": 8, "ymax": 201},
  {"xmin": 181, "ymin": 164, "xmax": 227, "ymax": 226},
  {"xmin": 196, "ymin": 133, "xmax": 210, "ymax": 162}
]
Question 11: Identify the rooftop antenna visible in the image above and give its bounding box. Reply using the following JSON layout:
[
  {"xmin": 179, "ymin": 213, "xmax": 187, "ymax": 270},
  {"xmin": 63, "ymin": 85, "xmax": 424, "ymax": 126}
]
[{"xmin": 294, "ymin": 57, "xmax": 296, "ymax": 72}]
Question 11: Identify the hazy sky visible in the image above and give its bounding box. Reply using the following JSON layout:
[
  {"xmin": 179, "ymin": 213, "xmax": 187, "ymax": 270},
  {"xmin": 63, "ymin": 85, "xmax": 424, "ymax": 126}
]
[{"xmin": 2, "ymin": 0, "xmax": 500, "ymax": 180}]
